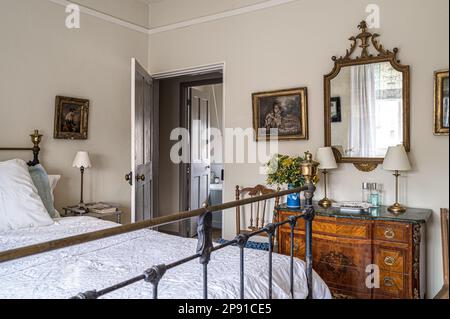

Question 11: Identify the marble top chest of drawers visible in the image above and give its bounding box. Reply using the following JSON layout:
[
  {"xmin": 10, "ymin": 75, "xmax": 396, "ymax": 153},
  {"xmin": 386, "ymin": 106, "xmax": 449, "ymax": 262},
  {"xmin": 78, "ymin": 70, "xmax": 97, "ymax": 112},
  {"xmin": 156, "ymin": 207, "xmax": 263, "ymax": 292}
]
[{"xmin": 275, "ymin": 204, "xmax": 432, "ymax": 299}]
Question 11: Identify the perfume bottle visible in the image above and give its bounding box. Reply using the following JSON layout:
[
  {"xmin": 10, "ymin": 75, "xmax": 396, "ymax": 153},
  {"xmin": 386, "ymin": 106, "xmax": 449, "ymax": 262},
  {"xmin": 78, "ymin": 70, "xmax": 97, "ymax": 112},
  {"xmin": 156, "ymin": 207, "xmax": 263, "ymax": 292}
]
[{"xmin": 370, "ymin": 183, "xmax": 381, "ymax": 207}]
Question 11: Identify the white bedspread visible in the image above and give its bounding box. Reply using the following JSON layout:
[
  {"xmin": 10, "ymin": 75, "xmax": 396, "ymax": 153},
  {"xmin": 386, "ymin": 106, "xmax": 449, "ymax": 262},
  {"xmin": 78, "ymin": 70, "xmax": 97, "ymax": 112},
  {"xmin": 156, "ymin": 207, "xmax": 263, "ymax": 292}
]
[{"xmin": 0, "ymin": 217, "xmax": 331, "ymax": 299}]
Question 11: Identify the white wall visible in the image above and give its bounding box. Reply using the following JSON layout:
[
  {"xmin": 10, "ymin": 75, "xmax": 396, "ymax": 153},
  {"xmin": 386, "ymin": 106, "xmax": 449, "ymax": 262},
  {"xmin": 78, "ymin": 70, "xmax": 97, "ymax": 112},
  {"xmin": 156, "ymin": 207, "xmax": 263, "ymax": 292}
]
[
  {"xmin": 148, "ymin": 0, "xmax": 449, "ymax": 297},
  {"xmin": 0, "ymin": 0, "xmax": 149, "ymax": 223}
]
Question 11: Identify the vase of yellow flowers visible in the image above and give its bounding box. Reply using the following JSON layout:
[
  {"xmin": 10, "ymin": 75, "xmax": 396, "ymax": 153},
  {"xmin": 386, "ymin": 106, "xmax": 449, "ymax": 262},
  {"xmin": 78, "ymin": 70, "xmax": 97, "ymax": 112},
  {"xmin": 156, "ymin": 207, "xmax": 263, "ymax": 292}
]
[{"xmin": 266, "ymin": 154, "xmax": 306, "ymax": 208}]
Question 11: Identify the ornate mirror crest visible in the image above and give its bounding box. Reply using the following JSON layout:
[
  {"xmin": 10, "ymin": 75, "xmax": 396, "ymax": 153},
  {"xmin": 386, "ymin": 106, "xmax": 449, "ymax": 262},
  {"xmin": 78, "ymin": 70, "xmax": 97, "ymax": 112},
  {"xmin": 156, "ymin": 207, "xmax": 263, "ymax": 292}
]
[
  {"xmin": 332, "ymin": 21, "xmax": 400, "ymax": 63},
  {"xmin": 324, "ymin": 21, "xmax": 411, "ymax": 172}
]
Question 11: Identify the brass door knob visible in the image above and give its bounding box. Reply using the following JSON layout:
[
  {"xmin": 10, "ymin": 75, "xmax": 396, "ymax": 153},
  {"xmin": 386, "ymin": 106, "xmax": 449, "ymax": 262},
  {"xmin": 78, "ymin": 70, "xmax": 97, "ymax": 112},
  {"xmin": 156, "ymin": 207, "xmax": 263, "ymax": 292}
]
[
  {"xmin": 125, "ymin": 172, "xmax": 133, "ymax": 185},
  {"xmin": 136, "ymin": 174, "xmax": 146, "ymax": 182}
]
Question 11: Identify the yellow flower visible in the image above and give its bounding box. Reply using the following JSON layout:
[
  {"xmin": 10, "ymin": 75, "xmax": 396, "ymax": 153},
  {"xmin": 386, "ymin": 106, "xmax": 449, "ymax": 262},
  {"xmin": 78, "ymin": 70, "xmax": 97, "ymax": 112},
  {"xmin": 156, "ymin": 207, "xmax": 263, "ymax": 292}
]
[{"xmin": 283, "ymin": 158, "xmax": 293, "ymax": 166}]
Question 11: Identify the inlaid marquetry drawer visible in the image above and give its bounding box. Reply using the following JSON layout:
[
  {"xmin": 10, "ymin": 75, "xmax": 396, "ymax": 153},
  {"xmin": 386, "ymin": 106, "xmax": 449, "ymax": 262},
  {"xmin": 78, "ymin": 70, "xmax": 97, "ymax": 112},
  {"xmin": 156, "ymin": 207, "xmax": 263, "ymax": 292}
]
[
  {"xmin": 374, "ymin": 222, "xmax": 411, "ymax": 244},
  {"xmin": 279, "ymin": 230, "xmax": 371, "ymax": 269},
  {"xmin": 374, "ymin": 271, "xmax": 411, "ymax": 299},
  {"xmin": 281, "ymin": 217, "xmax": 371, "ymax": 240},
  {"xmin": 315, "ymin": 262, "xmax": 371, "ymax": 295},
  {"xmin": 374, "ymin": 247, "xmax": 407, "ymax": 273}
]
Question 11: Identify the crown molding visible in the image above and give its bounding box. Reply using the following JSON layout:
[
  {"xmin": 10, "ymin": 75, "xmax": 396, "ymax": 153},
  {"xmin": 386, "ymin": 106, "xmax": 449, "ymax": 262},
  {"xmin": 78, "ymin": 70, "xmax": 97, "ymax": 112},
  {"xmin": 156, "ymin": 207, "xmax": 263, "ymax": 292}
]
[
  {"xmin": 148, "ymin": 0, "xmax": 298, "ymax": 35},
  {"xmin": 48, "ymin": 0, "xmax": 150, "ymax": 34},
  {"xmin": 47, "ymin": 0, "xmax": 298, "ymax": 35}
]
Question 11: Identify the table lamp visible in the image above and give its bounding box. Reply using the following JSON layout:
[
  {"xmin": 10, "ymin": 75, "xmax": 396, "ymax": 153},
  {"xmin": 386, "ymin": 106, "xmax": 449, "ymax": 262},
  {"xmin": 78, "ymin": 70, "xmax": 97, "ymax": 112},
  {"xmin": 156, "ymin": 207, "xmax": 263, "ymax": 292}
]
[
  {"xmin": 316, "ymin": 147, "xmax": 338, "ymax": 208},
  {"xmin": 73, "ymin": 151, "xmax": 92, "ymax": 208},
  {"xmin": 383, "ymin": 145, "xmax": 411, "ymax": 214}
]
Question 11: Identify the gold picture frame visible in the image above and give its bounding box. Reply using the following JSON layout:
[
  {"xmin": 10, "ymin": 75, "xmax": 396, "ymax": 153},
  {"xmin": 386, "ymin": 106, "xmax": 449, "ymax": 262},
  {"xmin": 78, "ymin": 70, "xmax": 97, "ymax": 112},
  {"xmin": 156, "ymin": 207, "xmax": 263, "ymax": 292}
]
[
  {"xmin": 54, "ymin": 96, "xmax": 90, "ymax": 140},
  {"xmin": 434, "ymin": 70, "xmax": 449, "ymax": 136},
  {"xmin": 252, "ymin": 87, "xmax": 308, "ymax": 141}
]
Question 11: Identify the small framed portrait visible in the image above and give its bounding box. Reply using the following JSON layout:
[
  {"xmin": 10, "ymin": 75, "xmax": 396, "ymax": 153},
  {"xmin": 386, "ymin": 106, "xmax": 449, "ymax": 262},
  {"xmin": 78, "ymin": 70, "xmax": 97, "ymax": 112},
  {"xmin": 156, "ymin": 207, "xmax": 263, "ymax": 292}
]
[
  {"xmin": 434, "ymin": 70, "xmax": 449, "ymax": 135},
  {"xmin": 330, "ymin": 97, "xmax": 342, "ymax": 123},
  {"xmin": 252, "ymin": 87, "xmax": 308, "ymax": 141},
  {"xmin": 54, "ymin": 96, "xmax": 89, "ymax": 140}
]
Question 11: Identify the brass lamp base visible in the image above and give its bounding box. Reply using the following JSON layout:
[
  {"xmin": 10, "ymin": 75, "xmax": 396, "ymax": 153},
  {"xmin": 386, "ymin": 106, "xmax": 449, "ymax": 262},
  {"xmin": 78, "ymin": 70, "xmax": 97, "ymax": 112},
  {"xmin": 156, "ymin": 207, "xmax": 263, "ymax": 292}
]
[
  {"xmin": 388, "ymin": 203, "xmax": 407, "ymax": 214},
  {"xmin": 318, "ymin": 198, "xmax": 333, "ymax": 208}
]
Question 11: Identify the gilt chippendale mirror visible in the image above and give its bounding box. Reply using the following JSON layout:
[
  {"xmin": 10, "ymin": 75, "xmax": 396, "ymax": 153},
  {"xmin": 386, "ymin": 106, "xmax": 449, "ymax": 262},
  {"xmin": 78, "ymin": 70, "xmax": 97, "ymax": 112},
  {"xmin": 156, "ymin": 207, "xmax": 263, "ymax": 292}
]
[{"xmin": 324, "ymin": 21, "xmax": 410, "ymax": 172}]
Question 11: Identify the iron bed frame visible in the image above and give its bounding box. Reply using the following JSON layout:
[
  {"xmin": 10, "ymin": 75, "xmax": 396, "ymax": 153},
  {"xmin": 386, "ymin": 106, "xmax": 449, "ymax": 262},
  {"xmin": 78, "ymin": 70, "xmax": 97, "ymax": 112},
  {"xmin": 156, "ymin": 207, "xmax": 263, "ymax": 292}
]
[{"xmin": 0, "ymin": 131, "xmax": 318, "ymax": 300}]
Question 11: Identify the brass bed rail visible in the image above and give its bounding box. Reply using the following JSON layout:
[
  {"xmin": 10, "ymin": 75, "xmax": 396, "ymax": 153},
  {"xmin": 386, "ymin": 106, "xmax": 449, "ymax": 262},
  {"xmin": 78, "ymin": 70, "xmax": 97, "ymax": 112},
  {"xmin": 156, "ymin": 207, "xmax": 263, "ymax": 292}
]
[{"xmin": 0, "ymin": 130, "xmax": 42, "ymax": 167}]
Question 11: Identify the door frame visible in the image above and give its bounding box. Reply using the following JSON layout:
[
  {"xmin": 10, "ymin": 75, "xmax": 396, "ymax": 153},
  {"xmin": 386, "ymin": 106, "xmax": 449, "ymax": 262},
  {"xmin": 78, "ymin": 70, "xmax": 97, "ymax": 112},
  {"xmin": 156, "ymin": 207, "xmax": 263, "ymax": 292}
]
[
  {"xmin": 180, "ymin": 77, "xmax": 223, "ymax": 237},
  {"xmin": 130, "ymin": 58, "xmax": 159, "ymax": 223},
  {"xmin": 152, "ymin": 62, "xmax": 225, "ymax": 237}
]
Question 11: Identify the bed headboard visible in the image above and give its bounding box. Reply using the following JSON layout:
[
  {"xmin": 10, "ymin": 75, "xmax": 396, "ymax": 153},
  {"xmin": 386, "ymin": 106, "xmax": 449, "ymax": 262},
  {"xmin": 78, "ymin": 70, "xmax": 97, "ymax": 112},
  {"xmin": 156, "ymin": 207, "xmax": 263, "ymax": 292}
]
[{"xmin": 0, "ymin": 130, "xmax": 43, "ymax": 166}]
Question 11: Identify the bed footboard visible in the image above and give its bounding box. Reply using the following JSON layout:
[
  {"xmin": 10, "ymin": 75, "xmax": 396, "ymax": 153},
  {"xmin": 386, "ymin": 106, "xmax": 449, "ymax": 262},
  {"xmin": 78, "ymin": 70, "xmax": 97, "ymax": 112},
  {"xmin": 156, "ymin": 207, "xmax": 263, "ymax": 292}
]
[{"xmin": 70, "ymin": 182, "xmax": 316, "ymax": 300}]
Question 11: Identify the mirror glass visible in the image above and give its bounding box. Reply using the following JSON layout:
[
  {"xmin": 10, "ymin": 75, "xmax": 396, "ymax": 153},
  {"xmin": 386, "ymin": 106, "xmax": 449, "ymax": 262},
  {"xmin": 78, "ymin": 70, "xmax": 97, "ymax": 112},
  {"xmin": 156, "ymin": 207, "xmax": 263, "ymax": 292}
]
[
  {"xmin": 442, "ymin": 76, "xmax": 449, "ymax": 128},
  {"xmin": 330, "ymin": 61, "xmax": 404, "ymax": 158}
]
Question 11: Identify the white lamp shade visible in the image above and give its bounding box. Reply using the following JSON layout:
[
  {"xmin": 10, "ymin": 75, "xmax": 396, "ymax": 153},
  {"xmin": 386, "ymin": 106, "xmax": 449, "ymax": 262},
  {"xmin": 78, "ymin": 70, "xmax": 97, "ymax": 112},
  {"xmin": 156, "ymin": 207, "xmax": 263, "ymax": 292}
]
[
  {"xmin": 383, "ymin": 145, "xmax": 411, "ymax": 171},
  {"xmin": 73, "ymin": 151, "xmax": 92, "ymax": 168},
  {"xmin": 316, "ymin": 147, "xmax": 338, "ymax": 170}
]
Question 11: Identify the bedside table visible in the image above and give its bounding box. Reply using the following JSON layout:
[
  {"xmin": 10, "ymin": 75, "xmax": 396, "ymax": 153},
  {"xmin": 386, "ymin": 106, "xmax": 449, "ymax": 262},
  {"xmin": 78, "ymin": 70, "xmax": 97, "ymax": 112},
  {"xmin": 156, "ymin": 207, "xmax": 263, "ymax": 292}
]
[{"xmin": 62, "ymin": 203, "xmax": 123, "ymax": 224}]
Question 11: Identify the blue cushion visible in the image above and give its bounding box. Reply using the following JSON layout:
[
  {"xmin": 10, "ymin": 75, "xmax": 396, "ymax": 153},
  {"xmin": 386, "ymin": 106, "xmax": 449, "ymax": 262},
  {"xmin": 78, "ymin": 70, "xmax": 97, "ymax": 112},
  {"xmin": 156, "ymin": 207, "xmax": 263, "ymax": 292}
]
[
  {"xmin": 216, "ymin": 238, "xmax": 270, "ymax": 251},
  {"xmin": 29, "ymin": 165, "xmax": 57, "ymax": 218}
]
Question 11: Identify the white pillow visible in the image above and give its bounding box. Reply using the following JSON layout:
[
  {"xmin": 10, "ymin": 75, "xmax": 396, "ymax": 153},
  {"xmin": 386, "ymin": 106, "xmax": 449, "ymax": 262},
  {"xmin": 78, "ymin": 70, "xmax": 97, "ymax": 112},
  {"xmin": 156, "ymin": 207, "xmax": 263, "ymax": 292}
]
[
  {"xmin": 0, "ymin": 159, "xmax": 54, "ymax": 231},
  {"xmin": 48, "ymin": 175, "xmax": 61, "ymax": 203},
  {"xmin": 48, "ymin": 175, "xmax": 61, "ymax": 218}
]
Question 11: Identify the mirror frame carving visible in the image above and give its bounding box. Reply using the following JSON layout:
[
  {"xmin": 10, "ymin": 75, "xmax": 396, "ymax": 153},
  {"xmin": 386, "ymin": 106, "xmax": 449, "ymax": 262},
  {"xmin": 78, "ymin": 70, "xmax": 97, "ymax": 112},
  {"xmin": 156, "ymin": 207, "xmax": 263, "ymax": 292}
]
[{"xmin": 324, "ymin": 21, "xmax": 410, "ymax": 172}]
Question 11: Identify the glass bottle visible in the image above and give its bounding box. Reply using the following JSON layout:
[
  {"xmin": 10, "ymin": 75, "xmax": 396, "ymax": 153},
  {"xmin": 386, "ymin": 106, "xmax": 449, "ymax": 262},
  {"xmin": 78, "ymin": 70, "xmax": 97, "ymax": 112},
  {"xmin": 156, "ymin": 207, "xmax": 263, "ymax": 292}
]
[
  {"xmin": 370, "ymin": 183, "xmax": 381, "ymax": 207},
  {"xmin": 362, "ymin": 182, "xmax": 371, "ymax": 203}
]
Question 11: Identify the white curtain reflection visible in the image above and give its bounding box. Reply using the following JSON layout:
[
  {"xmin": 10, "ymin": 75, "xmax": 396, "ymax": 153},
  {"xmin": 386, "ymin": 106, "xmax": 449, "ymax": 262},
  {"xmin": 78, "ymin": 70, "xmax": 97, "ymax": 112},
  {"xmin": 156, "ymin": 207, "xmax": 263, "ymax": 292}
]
[
  {"xmin": 349, "ymin": 64, "xmax": 377, "ymax": 157},
  {"xmin": 349, "ymin": 63, "xmax": 403, "ymax": 157}
]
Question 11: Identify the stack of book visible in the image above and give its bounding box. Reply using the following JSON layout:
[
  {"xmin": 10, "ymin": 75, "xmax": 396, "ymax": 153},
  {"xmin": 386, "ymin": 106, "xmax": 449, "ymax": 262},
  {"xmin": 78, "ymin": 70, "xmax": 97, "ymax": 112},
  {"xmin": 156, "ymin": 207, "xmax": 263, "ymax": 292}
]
[{"xmin": 86, "ymin": 203, "xmax": 118, "ymax": 214}]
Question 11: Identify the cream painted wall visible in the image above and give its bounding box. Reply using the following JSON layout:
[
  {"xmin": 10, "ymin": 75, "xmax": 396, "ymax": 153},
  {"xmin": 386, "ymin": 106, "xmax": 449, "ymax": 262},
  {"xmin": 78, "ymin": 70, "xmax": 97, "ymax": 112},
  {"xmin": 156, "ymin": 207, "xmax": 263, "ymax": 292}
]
[
  {"xmin": 148, "ymin": 0, "xmax": 449, "ymax": 297},
  {"xmin": 0, "ymin": 0, "xmax": 149, "ymax": 223}
]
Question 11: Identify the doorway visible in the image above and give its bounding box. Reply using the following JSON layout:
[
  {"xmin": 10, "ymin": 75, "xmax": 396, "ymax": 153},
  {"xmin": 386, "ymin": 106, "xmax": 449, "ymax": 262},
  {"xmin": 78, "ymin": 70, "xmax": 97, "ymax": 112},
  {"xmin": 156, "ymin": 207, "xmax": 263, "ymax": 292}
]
[{"xmin": 156, "ymin": 72, "xmax": 224, "ymax": 239}]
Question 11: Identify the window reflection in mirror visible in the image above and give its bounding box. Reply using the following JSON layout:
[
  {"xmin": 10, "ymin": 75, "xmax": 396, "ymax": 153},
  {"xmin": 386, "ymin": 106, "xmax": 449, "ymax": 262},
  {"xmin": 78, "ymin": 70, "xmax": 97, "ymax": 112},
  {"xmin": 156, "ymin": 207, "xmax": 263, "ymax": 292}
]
[
  {"xmin": 443, "ymin": 77, "xmax": 449, "ymax": 128},
  {"xmin": 330, "ymin": 62, "xmax": 403, "ymax": 158}
]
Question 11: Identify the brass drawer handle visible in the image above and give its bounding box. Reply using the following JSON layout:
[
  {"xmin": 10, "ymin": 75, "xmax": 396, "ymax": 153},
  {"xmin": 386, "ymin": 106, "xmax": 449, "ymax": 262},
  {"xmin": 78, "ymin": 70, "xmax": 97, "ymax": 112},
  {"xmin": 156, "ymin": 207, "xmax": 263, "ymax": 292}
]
[
  {"xmin": 384, "ymin": 256, "xmax": 396, "ymax": 266},
  {"xmin": 384, "ymin": 277, "xmax": 395, "ymax": 287},
  {"xmin": 384, "ymin": 228, "xmax": 395, "ymax": 239}
]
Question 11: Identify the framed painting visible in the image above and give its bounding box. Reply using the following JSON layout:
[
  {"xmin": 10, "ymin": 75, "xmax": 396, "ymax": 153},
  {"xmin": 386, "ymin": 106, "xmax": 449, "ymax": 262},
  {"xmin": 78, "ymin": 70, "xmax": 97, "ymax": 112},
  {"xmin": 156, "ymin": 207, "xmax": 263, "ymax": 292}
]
[
  {"xmin": 54, "ymin": 96, "xmax": 89, "ymax": 140},
  {"xmin": 252, "ymin": 87, "xmax": 308, "ymax": 141},
  {"xmin": 330, "ymin": 97, "xmax": 342, "ymax": 123},
  {"xmin": 434, "ymin": 70, "xmax": 449, "ymax": 135}
]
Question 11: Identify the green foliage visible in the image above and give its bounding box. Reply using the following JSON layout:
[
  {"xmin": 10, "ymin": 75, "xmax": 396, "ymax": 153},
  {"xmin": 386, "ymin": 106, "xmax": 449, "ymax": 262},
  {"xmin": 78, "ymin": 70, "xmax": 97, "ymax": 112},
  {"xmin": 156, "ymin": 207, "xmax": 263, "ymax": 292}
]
[{"xmin": 266, "ymin": 154, "xmax": 306, "ymax": 188}]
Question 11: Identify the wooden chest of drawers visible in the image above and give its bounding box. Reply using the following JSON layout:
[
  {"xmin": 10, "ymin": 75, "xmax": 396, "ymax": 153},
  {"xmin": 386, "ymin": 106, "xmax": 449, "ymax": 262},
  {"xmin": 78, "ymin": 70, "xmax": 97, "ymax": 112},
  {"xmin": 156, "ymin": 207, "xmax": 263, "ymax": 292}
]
[{"xmin": 275, "ymin": 205, "xmax": 431, "ymax": 299}]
